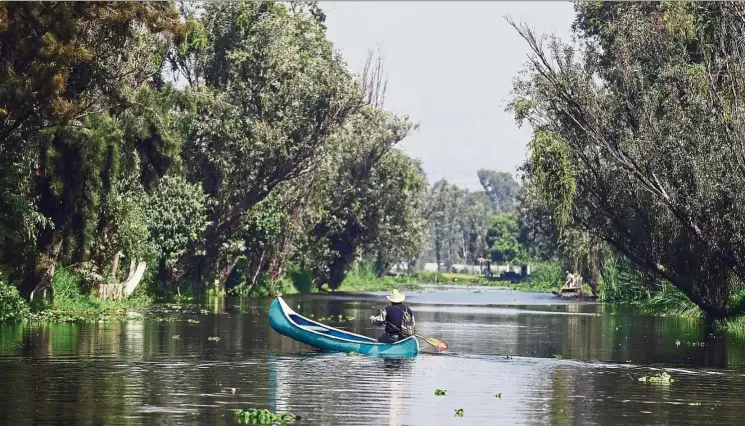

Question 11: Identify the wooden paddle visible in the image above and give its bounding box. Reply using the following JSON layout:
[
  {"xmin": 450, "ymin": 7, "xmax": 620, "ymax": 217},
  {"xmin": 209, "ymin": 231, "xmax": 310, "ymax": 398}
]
[
  {"xmin": 416, "ymin": 335, "xmax": 449, "ymax": 352},
  {"xmin": 385, "ymin": 322, "xmax": 448, "ymax": 352}
]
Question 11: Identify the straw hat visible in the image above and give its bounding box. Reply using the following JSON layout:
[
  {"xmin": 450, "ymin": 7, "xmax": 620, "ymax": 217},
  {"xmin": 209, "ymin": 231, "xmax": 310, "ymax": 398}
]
[{"xmin": 386, "ymin": 289, "xmax": 406, "ymax": 303}]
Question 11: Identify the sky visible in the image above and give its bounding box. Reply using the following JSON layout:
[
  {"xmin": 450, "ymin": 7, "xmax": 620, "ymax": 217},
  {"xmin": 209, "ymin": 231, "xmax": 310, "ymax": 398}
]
[{"xmin": 320, "ymin": 1, "xmax": 576, "ymax": 190}]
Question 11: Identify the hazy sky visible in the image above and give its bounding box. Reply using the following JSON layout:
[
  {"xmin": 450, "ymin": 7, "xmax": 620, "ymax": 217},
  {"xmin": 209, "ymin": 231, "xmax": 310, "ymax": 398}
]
[{"xmin": 320, "ymin": 1, "xmax": 576, "ymax": 190}]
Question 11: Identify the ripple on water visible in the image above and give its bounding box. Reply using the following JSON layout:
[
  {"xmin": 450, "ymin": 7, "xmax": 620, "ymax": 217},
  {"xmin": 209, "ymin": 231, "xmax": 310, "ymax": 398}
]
[{"xmin": 1, "ymin": 291, "xmax": 745, "ymax": 425}]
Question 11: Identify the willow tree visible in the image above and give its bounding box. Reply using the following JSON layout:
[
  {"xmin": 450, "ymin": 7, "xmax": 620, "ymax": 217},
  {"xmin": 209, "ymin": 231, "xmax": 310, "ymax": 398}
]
[
  {"xmin": 509, "ymin": 2, "xmax": 745, "ymax": 318},
  {"xmin": 0, "ymin": 2, "xmax": 188, "ymax": 299},
  {"xmin": 172, "ymin": 1, "xmax": 362, "ymax": 289},
  {"xmin": 304, "ymin": 107, "xmax": 424, "ymax": 289}
]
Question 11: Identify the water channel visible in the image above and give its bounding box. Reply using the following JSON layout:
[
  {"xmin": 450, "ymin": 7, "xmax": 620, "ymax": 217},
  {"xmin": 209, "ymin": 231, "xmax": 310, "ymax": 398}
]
[{"xmin": 1, "ymin": 285, "xmax": 744, "ymax": 425}]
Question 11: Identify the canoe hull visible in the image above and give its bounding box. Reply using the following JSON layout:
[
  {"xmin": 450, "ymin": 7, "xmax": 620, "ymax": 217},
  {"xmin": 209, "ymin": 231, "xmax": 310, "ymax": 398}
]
[{"xmin": 269, "ymin": 297, "xmax": 419, "ymax": 358}]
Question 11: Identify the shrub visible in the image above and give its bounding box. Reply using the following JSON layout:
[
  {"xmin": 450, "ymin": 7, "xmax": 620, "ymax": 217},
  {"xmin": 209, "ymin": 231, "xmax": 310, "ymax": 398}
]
[
  {"xmin": 291, "ymin": 268, "xmax": 314, "ymax": 294},
  {"xmin": 0, "ymin": 281, "xmax": 30, "ymax": 322},
  {"xmin": 528, "ymin": 262, "xmax": 563, "ymax": 291}
]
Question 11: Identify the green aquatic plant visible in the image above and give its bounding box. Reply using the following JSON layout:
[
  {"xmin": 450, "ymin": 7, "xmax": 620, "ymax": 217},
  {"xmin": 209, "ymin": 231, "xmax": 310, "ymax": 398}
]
[
  {"xmin": 234, "ymin": 408, "xmax": 301, "ymax": 424},
  {"xmin": 496, "ymin": 393, "xmax": 502, "ymax": 398},
  {"xmin": 187, "ymin": 319, "xmax": 200, "ymax": 324},
  {"xmin": 638, "ymin": 372, "xmax": 674, "ymax": 384},
  {"xmin": 207, "ymin": 336, "xmax": 220, "ymax": 342},
  {"xmin": 454, "ymin": 408, "xmax": 464, "ymax": 417},
  {"xmin": 172, "ymin": 335, "xmax": 181, "ymax": 340},
  {"xmin": 435, "ymin": 389, "xmax": 446, "ymax": 396},
  {"xmin": 316, "ymin": 314, "xmax": 355, "ymax": 322}
]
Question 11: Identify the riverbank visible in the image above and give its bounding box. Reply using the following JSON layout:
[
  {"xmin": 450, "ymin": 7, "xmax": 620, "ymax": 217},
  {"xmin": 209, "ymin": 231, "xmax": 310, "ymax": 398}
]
[
  {"xmin": 5, "ymin": 265, "xmax": 745, "ymax": 333},
  {"xmin": 0, "ymin": 268, "xmax": 151, "ymax": 323}
]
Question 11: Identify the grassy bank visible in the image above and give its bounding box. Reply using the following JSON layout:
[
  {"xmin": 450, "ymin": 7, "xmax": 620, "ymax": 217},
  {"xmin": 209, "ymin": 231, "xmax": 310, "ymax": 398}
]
[
  {"xmin": 0, "ymin": 267, "xmax": 151, "ymax": 323},
  {"xmin": 314, "ymin": 263, "xmax": 562, "ymax": 293}
]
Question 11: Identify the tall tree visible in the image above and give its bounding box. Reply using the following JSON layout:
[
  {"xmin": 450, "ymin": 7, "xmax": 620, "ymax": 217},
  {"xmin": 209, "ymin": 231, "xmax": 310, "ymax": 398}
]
[
  {"xmin": 486, "ymin": 213, "xmax": 522, "ymax": 264},
  {"xmin": 305, "ymin": 108, "xmax": 422, "ymax": 289},
  {"xmin": 477, "ymin": 169, "xmax": 520, "ymax": 214},
  {"xmin": 0, "ymin": 2, "xmax": 188, "ymax": 299},
  {"xmin": 172, "ymin": 1, "xmax": 362, "ymax": 288},
  {"xmin": 509, "ymin": 2, "xmax": 745, "ymax": 318}
]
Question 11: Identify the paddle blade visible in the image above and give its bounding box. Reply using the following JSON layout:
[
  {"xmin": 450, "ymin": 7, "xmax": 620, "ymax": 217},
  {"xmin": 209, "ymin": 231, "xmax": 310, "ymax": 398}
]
[{"xmin": 423, "ymin": 336, "xmax": 448, "ymax": 352}]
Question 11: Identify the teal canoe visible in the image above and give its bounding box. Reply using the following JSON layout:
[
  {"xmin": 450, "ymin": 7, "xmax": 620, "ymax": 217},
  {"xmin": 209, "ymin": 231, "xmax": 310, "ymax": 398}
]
[{"xmin": 268, "ymin": 296, "xmax": 419, "ymax": 358}]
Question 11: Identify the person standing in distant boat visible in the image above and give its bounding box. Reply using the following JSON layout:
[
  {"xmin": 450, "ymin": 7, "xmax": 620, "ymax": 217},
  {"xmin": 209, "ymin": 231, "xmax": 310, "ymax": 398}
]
[{"xmin": 369, "ymin": 289, "xmax": 416, "ymax": 343}]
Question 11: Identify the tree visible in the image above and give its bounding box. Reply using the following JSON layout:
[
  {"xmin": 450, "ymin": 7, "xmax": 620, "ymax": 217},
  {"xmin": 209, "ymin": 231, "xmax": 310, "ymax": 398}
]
[
  {"xmin": 461, "ymin": 191, "xmax": 492, "ymax": 264},
  {"xmin": 426, "ymin": 180, "xmax": 465, "ymax": 271},
  {"xmin": 0, "ymin": 2, "xmax": 188, "ymax": 299},
  {"xmin": 508, "ymin": 2, "xmax": 745, "ymax": 318},
  {"xmin": 305, "ymin": 107, "xmax": 422, "ymax": 289},
  {"xmin": 477, "ymin": 169, "xmax": 520, "ymax": 214},
  {"xmin": 486, "ymin": 213, "xmax": 522, "ymax": 264},
  {"xmin": 172, "ymin": 1, "xmax": 362, "ymax": 288}
]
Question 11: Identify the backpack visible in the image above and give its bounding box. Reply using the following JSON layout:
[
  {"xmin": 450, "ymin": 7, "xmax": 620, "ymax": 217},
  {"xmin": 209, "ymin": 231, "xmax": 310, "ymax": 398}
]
[{"xmin": 398, "ymin": 306, "xmax": 416, "ymax": 338}]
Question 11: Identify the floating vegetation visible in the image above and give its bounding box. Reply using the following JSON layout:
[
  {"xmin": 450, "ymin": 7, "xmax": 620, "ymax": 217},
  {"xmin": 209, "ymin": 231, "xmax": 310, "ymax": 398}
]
[
  {"xmin": 638, "ymin": 372, "xmax": 674, "ymax": 384},
  {"xmin": 172, "ymin": 335, "xmax": 181, "ymax": 340},
  {"xmin": 314, "ymin": 314, "xmax": 355, "ymax": 322},
  {"xmin": 207, "ymin": 336, "xmax": 220, "ymax": 342},
  {"xmin": 234, "ymin": 408, "xmax": 301, "ymax": 424},
  {"xmin": 495, "ymin": 393, "xmax": 502, "ymax": 398},
  {"xmin": 454, "ymin": 408, "xmax": 464, "ymax": 417},
  {"xmin": 435, "ymin": 389, "xmax": 447, "ymax": 396},
  {"xmin": 187, "ymin": 319, "xmax": 200, "ymax": 324}
]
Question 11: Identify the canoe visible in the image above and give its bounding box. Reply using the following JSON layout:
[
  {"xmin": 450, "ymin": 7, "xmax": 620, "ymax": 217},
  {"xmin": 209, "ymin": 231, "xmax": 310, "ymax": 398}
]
[{"xmin": 268, "ymin": 296, "xmax": 419, "ymax": 358}]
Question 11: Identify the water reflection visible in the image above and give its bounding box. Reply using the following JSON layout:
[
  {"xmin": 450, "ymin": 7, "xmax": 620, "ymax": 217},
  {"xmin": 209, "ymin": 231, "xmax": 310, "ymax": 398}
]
[{"xmin": 1, "ymin": 289, "xmax": 745, "ymax": 425}]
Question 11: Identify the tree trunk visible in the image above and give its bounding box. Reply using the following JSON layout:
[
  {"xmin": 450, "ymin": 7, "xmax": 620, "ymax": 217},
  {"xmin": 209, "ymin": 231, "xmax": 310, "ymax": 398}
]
[
  {"xmin": 111, "ymin": 251, "xmax": 121, "ymax": 279},
  {"xmin": 214, "ymin": 258, "xmax": 239, "ymax": 293},
  {"xmin": 98, "ymin": 259, "xmax": 146, "ymax": 301},
  {"xmin": 123, "ymin": 260, "xmax": 146, "ymax": 297},
  {"xmin": 251, "ymin": 249, "xmax": 268, "ymax": 285},
  {"xmin": 21, "ymin": 236, "xmax": 61, "ymax": 301},
  {"xmin": 26, "ymin": 253, "xmax": 57, "ymax": 302}
]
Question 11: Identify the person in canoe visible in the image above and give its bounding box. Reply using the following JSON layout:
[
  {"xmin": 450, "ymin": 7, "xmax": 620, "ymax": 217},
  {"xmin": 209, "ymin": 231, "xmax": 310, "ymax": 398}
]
[{"xmin": 369, "ymin": 289, "xmax": 416, "ymax": 343}]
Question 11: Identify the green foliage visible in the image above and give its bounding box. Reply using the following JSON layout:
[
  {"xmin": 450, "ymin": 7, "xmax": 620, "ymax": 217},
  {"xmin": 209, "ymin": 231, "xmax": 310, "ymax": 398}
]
[
  {"xmin": 638, "ymin": 372, "xmax": 674, "ymax": 385},
  {"xmin": 486, "ymin": 213, "xmax": 523, "ymax": 264},
  {"xmin": 0, "ymin": 1, "xmax": 434, "ymax": 308},
  {"xmin": 637, "ymin": 284, "xmax": 703, "ymax": 318},
  {"xmin": 0, "ymin": 281, "xmax": 30, "ymax": 322},
  {"xmin": 145, "ymin": 175, "xmax": 210, "ymax": 268},
  {"xmin": 528, "ymin": 262, "xmax": 563, "ymax": 291},
  {"xmin": 526, "ymin": 131, "xmax": 575, "ymax": 229},
  {"xmin": 510, "ymin": 3, "xmax": 745, "ymax": 318},
  {"xmin": 477, "ymin": 169, "xmax": 520, "ymax": 214},
  {"xmin": 303, "ymin": 106, "xmax": 425, "ymax": 289},
  {"xmin": 234, "ymin": 408, "xmax": 300, "ymax": 425},
  {"xmin": 335, "ymin": 263, "xmax": 414, "ymax": 292},
  {"xmin": 425, "ymin": 179, "xmax": 494, "ymax": 269},
  {"xmin": 597, "ymin": 254, "xmax": 702, "ymax": 317},
  {"xmin": 176, "ymin": 1, "xmax": 362, "ymax": 283},
  {"xmin": 51, "ymin": 267, "xmax": 151, "ymax": 313},
  {"xmin": 290, "ymin": 268, "xmax": 314, "ymax": 294},
  {"xmin": 435, "ymin": 389, "xmax": 447, "ymax": 396}
]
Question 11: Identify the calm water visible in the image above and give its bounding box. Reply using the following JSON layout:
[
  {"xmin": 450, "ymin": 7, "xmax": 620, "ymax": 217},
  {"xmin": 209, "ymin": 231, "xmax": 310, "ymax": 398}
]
[{"xmin": 1, "ymin": 286, "xmax": 745, "ymax": 425}]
